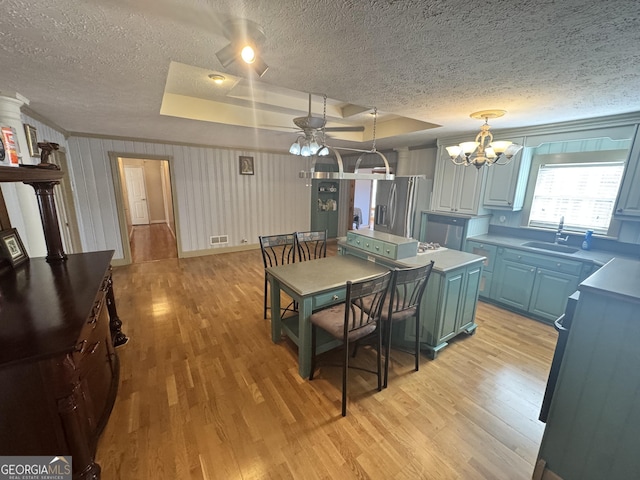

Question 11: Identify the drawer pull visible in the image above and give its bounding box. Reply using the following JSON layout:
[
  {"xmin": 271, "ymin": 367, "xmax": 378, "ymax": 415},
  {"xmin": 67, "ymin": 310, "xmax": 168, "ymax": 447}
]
[
  {"xmin": 332, "ymin": 295, "xmax": 339, "ymax": 301},
  {"xmin": 557, "ymin": 263, "xmax": 561, "ymax": 267},
  {"xmin": 75, "ymin": 340, "xmax": 87, "ymax": 353},
  {"xmin": 375, "ymin": 245, "xmax": 380, "ymax": 250},
  {"xmin": 386, "ymin": 249, "xmax": 390, "ymax": 253},
  {"xmin": 88, "ymin": 341, "xmax": 101, "ymax": 354}
]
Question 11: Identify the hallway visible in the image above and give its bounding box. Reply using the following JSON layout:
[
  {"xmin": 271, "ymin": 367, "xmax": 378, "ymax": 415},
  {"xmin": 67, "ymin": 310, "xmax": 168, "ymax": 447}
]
[{"xmin": 130, "ymin": 223, "xmax": 177, "ymax": 263}]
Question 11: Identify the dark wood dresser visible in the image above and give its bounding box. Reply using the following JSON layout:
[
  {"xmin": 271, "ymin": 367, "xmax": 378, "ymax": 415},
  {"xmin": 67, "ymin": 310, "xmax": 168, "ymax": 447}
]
[{"xmin": 0, "ymin": 251, "xmax": 120, "ymax": 480}]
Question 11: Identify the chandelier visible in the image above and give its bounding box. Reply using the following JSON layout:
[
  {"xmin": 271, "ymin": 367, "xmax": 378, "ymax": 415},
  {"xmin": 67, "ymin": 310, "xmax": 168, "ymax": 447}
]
[{"xmin": 445, "ymin": 110, "xmax": 522, "ymax": 169}]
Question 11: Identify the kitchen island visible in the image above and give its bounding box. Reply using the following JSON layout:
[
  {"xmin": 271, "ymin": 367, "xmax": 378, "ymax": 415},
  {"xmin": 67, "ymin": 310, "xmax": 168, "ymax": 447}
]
[{"xmin": 339, "ymin": 230, "xmax": 485, "ymax": 358}]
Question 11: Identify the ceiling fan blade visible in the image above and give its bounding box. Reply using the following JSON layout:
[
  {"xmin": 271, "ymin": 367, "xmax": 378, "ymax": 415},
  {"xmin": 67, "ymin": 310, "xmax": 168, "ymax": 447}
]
[{"xmin": 324, "ymin": 126, "xmax": 365, "ymax": 132}]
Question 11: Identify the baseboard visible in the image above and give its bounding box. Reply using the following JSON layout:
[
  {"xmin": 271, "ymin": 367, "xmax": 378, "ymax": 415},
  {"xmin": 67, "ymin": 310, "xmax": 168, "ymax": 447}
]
[{"xmin": 180, "ymin": 243, "xmax": 260, "ymax": 258}]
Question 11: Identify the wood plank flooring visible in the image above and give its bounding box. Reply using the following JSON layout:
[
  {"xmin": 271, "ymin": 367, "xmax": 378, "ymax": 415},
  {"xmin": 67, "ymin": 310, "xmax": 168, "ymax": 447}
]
[
  {"xmin": 98, "ymin": 244, "xmax": 557, "ymax": 479},
  {"xmin": 130, "ymin": 223, "xmax": 177, "ymax": 263}
]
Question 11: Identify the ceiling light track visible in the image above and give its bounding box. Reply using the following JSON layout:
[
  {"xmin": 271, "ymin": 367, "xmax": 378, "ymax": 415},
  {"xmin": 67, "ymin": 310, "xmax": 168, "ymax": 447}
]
[{"xmin": 215, "ymin": 19, "xmax": 268, "ymax": 77}]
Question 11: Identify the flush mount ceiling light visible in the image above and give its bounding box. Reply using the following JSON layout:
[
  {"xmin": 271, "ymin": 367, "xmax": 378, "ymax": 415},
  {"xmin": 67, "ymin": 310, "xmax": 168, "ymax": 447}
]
[
  {"xmin": 445, "ymin": 110, "xmax": 523, "ymax": 169},
  {"xmin": 215, "ymin": 19, "xmax": 268, "ymax": 77},
  {"xmin": 208, "ymin": 74, "xmax": 226, "ymax": 85}
]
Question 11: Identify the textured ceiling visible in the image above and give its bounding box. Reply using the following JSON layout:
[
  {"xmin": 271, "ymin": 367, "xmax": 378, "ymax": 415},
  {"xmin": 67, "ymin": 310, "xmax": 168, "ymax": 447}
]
[{"xmin": 1, "ymin": 0, "xmax": 639, "ymax": 152}]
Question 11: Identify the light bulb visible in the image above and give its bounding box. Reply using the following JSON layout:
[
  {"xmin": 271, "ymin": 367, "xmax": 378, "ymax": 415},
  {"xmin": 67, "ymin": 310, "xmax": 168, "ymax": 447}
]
[
  {"xmin": 460, "ymin": 141, "xmax": 479, "ymax": 155},
  {"xmin": 241, "ymin": 45, "xmax": 256, "ymax": 64},
  {"xmin": 490, "ymin": 140, "xmax": 512, "ymax": 154},
  {"xmin": 309, "ymin": 140, "xmax": 320, "ymax": 155},
  {"xmin": 300, "ymin": 144, "xmax": 311, "ymax": 157},
  {"xmin": 289, "ymin": 142, "xmax": 301, "ymax": 155},
  {"xmin": 445, "ymin": 145, "xmax": 462, "ymax": 159},
  {"xmin": 317, "ymin": 146, "xmax": 329, "ymax": 156}
]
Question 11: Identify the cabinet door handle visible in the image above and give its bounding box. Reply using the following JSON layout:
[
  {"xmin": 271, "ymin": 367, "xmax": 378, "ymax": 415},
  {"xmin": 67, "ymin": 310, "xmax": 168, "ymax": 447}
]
[
  {"xmin": 332, "ymin": 295, "xmax": 339, "ymax": 301},
  {"xmin": 557, "ymin": 263, "xmax": 561, "ymax": 267},
  {"xmin": 531, "ymin": 268, "xmax": 535, "ymax": 273}
]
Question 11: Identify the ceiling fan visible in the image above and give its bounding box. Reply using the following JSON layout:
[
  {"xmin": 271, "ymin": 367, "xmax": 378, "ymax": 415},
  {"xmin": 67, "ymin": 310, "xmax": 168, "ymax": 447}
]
[
  {"xmin": 288, "ymin": 93, "xmax": 365, "ymax": 156},
  {"xmin": 292, "ymin": 93, "xmax": 365, "ymax": 135}
]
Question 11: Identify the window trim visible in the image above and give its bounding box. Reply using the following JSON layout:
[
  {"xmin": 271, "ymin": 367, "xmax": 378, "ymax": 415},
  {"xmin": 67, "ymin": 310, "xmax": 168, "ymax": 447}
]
[{"xmin": 522, "ymin": 150, "xmax": 629, "ymax": 238}]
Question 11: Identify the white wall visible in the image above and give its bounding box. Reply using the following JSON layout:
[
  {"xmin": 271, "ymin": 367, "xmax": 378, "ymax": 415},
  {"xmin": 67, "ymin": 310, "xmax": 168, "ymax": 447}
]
[{"xmin": 66, "ymin": 136, "xmax": 311, "ymax": 260}]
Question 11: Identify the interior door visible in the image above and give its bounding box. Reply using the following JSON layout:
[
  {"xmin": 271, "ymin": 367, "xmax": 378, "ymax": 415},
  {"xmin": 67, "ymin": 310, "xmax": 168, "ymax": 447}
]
[{"xmin": 124, "ymin": 166, "xmax": 149, "ymax": 225}]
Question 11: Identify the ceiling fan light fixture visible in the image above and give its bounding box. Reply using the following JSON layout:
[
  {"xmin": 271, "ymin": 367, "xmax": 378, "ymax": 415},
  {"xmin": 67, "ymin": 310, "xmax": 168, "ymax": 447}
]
[
  {"xmin": 317, "ymin": 146, "xmax": 329, "ymax": 156},
  {"xmin": 300, "ymin": 144, "xmax": 312, "ymax": 157},
  {"xmin": 289, "ymin": 140, "xmax": 301, "ymax": 155},
  {"xmin": 447, "ymin": 110, "xmax": 522, "ymax": 169}
]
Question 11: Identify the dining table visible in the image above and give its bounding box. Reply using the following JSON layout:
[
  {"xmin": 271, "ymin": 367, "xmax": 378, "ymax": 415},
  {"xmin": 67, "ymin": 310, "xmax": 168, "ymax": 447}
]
[{"xmin": 266, "ymin": 254, "xmax": 390, "ymax": 378}]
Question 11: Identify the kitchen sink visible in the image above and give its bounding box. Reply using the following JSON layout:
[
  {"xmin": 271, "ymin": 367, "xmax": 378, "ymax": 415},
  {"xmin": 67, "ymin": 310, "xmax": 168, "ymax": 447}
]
[{"xmin": 522, "ymin": 241, "xmax": 579, "ymax": 254}]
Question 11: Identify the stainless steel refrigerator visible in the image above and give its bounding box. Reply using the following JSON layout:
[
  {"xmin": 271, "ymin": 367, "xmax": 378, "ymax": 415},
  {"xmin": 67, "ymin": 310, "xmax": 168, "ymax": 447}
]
[{"xmin": 373, "ymin": 176, "xmax": 432, "ymax": 238}]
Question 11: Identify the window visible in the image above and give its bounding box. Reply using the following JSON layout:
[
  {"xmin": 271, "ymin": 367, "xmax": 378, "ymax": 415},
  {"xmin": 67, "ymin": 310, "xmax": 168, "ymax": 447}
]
[{"xmin": 528, "ymin": 162, "xmax": 625, "ymax": 234}]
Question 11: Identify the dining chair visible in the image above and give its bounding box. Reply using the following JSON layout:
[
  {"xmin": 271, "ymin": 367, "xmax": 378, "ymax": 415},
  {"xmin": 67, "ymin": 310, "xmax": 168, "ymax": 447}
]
[
  {"xmin": 258, "ymin": 233, "xmax": 297, "ymax": 319},
  {"xmin": 381, "ymin": 261, "xmax": 434, "ymax": 387},
  {"xmin": 309, "ymin": 270, "xmax": 392, "ymax": 417},
  {"xmin": 295, "ymin": 230, "xmax": 327, "ymax": 262}
]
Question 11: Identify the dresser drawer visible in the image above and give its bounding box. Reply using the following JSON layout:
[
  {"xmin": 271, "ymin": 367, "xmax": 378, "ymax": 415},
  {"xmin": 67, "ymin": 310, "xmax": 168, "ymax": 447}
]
[{"xmin": 313, "ymin": 288, "xmax": 346, "ymax": 309}]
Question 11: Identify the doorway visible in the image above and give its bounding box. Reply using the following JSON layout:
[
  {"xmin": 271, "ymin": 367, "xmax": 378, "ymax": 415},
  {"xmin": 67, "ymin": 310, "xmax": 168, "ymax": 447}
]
[{"xmin": 111, "ymin": 155, "xmax": 178, "ymax": 264}]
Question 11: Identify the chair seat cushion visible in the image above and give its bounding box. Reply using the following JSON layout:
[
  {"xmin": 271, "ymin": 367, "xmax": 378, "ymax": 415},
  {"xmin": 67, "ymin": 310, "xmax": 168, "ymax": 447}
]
[{"xmin": 310, "ymin": 303, "xmax": 377, "ymax": 341}]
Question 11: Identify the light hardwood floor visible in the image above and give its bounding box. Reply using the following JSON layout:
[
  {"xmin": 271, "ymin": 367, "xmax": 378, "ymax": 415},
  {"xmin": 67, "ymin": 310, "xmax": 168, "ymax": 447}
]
[
  {"xmin": 97, "ymin": 244, "xmax": 557, "ymax": 479},
  {"xmin": 130, "ymin": 223, "xmax": 178, "ymax": 263}
]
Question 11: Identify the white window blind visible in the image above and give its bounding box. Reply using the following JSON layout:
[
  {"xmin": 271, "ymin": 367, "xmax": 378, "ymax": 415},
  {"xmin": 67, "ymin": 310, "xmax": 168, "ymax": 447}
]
[{"xmin": 529, "ymin": 162, "xmax": 624, "ymax": 234}]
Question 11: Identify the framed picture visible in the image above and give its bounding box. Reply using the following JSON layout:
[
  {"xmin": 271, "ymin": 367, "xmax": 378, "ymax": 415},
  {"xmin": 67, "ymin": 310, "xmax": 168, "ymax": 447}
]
[
  {"xmin": 239, "ymin": 155, "xmax": 254, "ymax": 175},
  {"xmin": 24, "ymin": 124, "xmax": 39, "ymax": 158},
  {"xmin": 0, "ymin": 228, "xmax": 29, "ymax": 268}
]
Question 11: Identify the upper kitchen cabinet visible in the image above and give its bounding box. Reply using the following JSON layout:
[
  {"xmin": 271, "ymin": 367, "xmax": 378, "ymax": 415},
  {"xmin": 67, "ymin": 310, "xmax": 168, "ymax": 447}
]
[
  {"xmin": 614, "ymin": 125, "xmax": 640, "ymax": 219},
  {"xmin": 431, "ymin": 146, "xmax": 487, "ymax": 215},
  {"xmin": 482, "ymin": 137, "xmax": 531, "ymax": 211}
]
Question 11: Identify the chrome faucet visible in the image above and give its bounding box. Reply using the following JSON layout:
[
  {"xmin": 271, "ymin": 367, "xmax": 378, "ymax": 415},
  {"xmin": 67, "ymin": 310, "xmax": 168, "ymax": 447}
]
[{"xmin": 555, "ymin": 216, "xmax": 569, "ymax": 244}]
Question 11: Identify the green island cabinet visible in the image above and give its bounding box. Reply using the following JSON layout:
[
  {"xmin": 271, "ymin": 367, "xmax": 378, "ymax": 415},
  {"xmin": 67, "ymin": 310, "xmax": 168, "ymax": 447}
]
[
  {"xmin": 490, "ymin": 246, "xmax": 592, "ymax": 323},
  {"xmin": 537, "ymin": 258, "xmax": 640, "ymax": 480},
  {"xmin": 341, "ymin": 230, "xmax": 484, "ymax": 358},
  {"xmin": 311, "ymin": 180, "xmax": 339, "ymax": 238}
]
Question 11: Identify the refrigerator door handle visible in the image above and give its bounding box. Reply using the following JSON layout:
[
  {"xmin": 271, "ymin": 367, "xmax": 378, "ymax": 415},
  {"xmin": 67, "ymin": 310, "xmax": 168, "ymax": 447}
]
[{"xmin": 388, "ymin": 183, "xmax": 397, "ymax": 230}]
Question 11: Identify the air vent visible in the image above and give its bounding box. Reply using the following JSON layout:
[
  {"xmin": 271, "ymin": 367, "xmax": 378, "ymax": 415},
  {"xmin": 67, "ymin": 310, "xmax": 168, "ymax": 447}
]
[{"xmin": 209, "ymin": 235, "xmax": 229, "ymax": 245}]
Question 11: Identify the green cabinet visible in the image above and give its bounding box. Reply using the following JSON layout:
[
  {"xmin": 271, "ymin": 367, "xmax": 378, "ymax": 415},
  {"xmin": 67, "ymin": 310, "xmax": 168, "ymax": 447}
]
[
  {"xmin": 431, "ymin": 147, "xmax": 487, "ymax": 215},
  {"xmin": 529, "ymin": 268, "xmax": 579, "ymax": 320},
  {"xmin": 493, "ymin": 258, "xmax": 536, "ymax": 310},
  {"xmin": 465, "ymin": 240, "xmax": 497, "ymax": 299},
  {"xmin": 345, "ymin": 230, "xmax": 418, "ymax": 260},
  {"xmin": 404, "ymin": 261, "xmax": 482, "ymax": 358},
  {"xmin": 311, "ymin": 180, "xmax": 339, "ymax": 238},
  {"xmin": 482, "ymin": 138, "xmax": 530, "ymax": 211},
  {"xmin": 492, "ymin": 247, "xmax": 582, "ymax": 323},
  {"xmin": 340, "ymin": 241, "xmax": 483, "ymax": 359},
  {"xmin": 614, "ymin": 125, "xmax": 640, "ymax": 219}
]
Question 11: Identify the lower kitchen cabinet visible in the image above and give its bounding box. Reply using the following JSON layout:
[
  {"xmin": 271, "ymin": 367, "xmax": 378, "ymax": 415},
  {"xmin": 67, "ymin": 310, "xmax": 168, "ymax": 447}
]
[
  {"xmin": 492, "ymin": 247, "xmax": 582, "ymax": 323},
  {"xmin": 465, "ymin": 240, "xmax": 497, "ymax": 299},
  {"xmin": 403, "ymin": 262, "xmax": 482, "ymax": 358},
  {"xmin": 529, "ymin": 268, "xmax": 580, "ymax": 321},
  {"xmin": 493, "ymin": 259, "xmax": 536, "ymax": 311}
]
